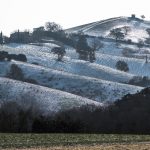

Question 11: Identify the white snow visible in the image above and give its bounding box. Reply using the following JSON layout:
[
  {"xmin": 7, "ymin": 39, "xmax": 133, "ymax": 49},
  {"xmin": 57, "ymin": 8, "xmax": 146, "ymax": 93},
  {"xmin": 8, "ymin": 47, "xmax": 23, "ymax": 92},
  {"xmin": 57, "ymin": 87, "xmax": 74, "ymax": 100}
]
[
  {"xmin": 0, "ymin": 61, "xmax": 142, "ymax": 102},
  {"xmin": 0, "ymin": 77, "xmax": 101, "ymax": 115}
]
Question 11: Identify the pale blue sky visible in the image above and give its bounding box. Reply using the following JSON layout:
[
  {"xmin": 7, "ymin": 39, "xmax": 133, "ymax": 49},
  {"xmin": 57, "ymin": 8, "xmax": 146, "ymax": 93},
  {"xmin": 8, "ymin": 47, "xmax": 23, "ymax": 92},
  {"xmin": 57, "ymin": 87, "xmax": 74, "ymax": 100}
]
[{"xmin": 0, "ymin": 0, "xmax": 149, "ymax": 35}]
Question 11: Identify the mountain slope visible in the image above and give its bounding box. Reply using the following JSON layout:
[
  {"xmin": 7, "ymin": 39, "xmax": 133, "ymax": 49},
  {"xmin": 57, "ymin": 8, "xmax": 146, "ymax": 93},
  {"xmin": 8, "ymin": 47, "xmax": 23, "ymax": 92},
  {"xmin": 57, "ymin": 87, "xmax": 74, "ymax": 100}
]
[
  {"xmin": 0, "ymin": 44, "xmax": 134, "ymax": 83},
  {"xmin": 0, "ymin": 61, "xmax": 142, "ymax": 102},
  {"xmin": 0, "ymin": 77, "xmax": 101, "ymax": 114},
  {"xmin": 66, "ymin": 16, "xmax": 150, "ymax": 42}
]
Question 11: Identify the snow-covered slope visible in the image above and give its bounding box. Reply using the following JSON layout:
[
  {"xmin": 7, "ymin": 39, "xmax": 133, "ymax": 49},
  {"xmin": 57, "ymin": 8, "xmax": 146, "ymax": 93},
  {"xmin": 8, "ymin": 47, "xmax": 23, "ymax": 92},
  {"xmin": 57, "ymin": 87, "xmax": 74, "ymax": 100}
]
[
  {"xmin": 0, "ymin": 44, "xmax": 134, "ymax": 83},
  {"xmin": 0, "ymin": 61, "xmax": 142, "ymax": 102},
  {"xmin": 66, "ymin": 16, "xmax": 150, "ymax": 42},
  {"xmin": 0, "ymin": 77, "xmax": 101, "ymax": 114},
  {"xmin": 95, "ymin": 53, "xmax": 150, "ymax": 76}
]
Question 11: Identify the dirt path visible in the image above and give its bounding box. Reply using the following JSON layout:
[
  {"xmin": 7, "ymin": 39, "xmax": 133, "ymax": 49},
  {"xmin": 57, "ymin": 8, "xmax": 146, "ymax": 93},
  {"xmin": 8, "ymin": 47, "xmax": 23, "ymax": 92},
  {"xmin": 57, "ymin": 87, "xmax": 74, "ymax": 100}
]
[{"xmin": 3, "ymin": 142, "xmax": 150, "ymax": 150}]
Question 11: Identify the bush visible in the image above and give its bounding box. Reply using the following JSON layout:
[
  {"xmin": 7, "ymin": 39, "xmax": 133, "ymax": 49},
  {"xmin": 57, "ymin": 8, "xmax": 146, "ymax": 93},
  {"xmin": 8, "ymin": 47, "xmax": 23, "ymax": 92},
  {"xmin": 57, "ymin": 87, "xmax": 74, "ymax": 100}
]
[
  {"xmin": 7, "ymin": 64, "xmax": 24, "ymax": 81},
  {"xmin": 0, "ymin": 51, "xmax": 8, "ymax": 61},
  {"xmin": 126, "ymin": 39, "xmax": 132, "ymax": 44},
  {"xmin": 8, "ymin": 54, "xmax": 18, "ymax": 61},
  {"xmin": 24, "ymin": 78, "xmax": 38, "ymax": 84},
  {"xmin": 17, "ymin": 54, "xmax": 27, "ymax": 62},
  {"xmin": 7, "ymin": 54, "xmax": 27, "ymax": 62},
  {"xmin": 32, "ymin": 62, "xmax": 39, "ymax": 65},
  {"xmin": 116, "ymin": 60, "xmax": 129, "ymax": 72}
]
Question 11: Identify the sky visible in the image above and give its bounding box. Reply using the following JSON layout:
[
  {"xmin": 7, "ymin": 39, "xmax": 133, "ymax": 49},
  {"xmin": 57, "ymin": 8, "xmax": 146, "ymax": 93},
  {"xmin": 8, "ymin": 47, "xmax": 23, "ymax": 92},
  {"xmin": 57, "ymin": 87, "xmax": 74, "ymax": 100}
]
[{"xmin": 0, "ymin": 0, "xmax": 150, "ymax": 36}]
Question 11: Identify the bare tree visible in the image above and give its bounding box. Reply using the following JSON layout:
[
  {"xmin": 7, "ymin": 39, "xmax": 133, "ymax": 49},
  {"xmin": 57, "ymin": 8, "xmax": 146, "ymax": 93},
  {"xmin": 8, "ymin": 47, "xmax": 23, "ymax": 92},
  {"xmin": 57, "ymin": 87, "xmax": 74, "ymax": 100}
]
[{"xmin": 45, "ymin": 22, "xmax": 62, "ymax": 32}]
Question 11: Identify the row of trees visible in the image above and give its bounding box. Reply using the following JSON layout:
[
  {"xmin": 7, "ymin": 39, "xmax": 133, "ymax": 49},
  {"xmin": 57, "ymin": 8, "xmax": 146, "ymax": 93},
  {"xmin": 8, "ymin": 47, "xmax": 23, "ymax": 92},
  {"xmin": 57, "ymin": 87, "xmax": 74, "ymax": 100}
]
[{"xmin": 0, "ymin": 22, "xmax": 74, "ymax": 46}]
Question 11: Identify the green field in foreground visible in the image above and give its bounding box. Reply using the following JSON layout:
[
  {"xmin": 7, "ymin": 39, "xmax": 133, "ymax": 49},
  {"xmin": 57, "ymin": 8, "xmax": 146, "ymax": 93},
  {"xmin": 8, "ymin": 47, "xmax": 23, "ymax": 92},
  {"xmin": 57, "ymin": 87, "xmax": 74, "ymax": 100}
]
[{"xmin": 1, "ymin": 134, "xmax": 150, "ymax": 149}]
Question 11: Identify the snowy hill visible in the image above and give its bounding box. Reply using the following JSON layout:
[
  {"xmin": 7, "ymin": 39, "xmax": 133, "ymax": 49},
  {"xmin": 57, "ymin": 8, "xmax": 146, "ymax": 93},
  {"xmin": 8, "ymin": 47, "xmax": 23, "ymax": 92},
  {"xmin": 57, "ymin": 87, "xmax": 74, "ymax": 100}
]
[
  {"xmin": 1, "ymin": 16, "xmax": 150, "ymax": 114},
  {"xmin": 0, "ymin": 77, "xmax": 101, "ymax": 114},
  {"xmin": 0, "ymin": 61, "xmax": 142, "ymax": 102},
  {"xmin": 0, "ymin": 44, "xmax": 134, "ymax": 83},
  {"xmin": 66, "ymin": 16, "xmax": 150, "ymax": 42}
]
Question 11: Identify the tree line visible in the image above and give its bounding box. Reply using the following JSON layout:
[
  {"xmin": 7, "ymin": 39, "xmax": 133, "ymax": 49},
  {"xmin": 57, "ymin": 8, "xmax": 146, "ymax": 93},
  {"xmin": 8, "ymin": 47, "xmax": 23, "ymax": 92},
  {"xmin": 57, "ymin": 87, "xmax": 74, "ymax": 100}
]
[{"xmin": 0, "ymin": 87, "xmax": 150, "ymax": 133}]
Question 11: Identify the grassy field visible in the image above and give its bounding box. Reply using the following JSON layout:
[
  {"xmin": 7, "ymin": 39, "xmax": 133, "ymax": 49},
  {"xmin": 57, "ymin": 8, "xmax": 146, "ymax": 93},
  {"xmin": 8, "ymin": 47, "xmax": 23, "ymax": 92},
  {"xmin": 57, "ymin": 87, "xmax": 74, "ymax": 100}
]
[{"xmin": 1, "ymin": 134, "xmax": 150, "ymax": 149}]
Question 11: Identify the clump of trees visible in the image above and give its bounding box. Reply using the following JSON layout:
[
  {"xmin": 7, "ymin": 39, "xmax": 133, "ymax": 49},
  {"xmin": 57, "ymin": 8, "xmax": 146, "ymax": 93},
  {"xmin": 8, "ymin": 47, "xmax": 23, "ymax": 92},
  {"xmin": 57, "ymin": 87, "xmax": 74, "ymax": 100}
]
[
  {"xmin": 76, "ymin": 34, "xmax": 91, "ymax": 61},
  {"xmin": 6, "ymin": 22, "xmax": 74, "ymax": 47},
  {"xmin": 109, "ymin": 28, "xmax": 125, "ymax": 42},
  {"xmin": 76, "ymin": 34, "xmax": 101, "ymax": 62},
  {"xmin": 0, "ymin": 51, "xmax": 27, "ymax": 62},
  {"xmin": 115, "ymin": 60, "xmax": 129, "ymax": 72}
]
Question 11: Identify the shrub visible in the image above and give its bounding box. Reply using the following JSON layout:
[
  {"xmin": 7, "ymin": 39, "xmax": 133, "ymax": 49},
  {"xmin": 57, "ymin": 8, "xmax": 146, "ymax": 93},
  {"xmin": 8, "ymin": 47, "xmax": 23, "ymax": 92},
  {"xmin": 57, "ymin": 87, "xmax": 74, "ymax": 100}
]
[
  {"xmin": 32, "ymin": 62, "xmax": 39, "ymax": 65},
  {"xmin": 116, "ymin": 60, "xmax": 129, "ymax": 72},
  {"xmin": 8, "ymin": 54, "xmax": 18, "ymax": 61},
  {"xmin": 3, "ymin": 52, "xmax": 27, "ymax": 62},
  {"xmin": 24, "ymin": 78, "xmax": 38, "ymax": 84},
  {"xmin": 0, "ymin": 51, "xmax": 8, "ymax": 61},
  {"xmin": 7, "ymin": 64, "xmax": 24, "ymax": 81},
  {"xmin": 126, "ymin": 39, "xmax": 132, "ymax": 44},
  {"xmin": 17, "ymin": 54, "xmax": 27, "ymax": 62}
]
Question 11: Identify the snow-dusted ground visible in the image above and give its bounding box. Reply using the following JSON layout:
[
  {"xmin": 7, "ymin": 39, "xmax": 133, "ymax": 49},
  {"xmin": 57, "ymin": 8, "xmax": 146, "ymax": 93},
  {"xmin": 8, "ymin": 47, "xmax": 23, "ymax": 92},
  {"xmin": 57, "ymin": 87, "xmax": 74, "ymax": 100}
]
[
  {"xmin": 0, "ymin": 61, "xmax": 142, "ymax": 102},
  {"xmin": 0, "ymin": 44, "xmax": 134, "ymax": 83},
  {"xmin": 95, "ymin": 53, "xmax": 150, "ymax": 76},
  {"xmin": 66, "ymin": 16, "xmax": 150, "ymax": 42},
  {"xmin": 1, "ymin": 16, "xmax": 150, "ymax": 113},
  {"xmin": 0, "ymin": 77, "xmax": 101, "ymax": 115}
]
